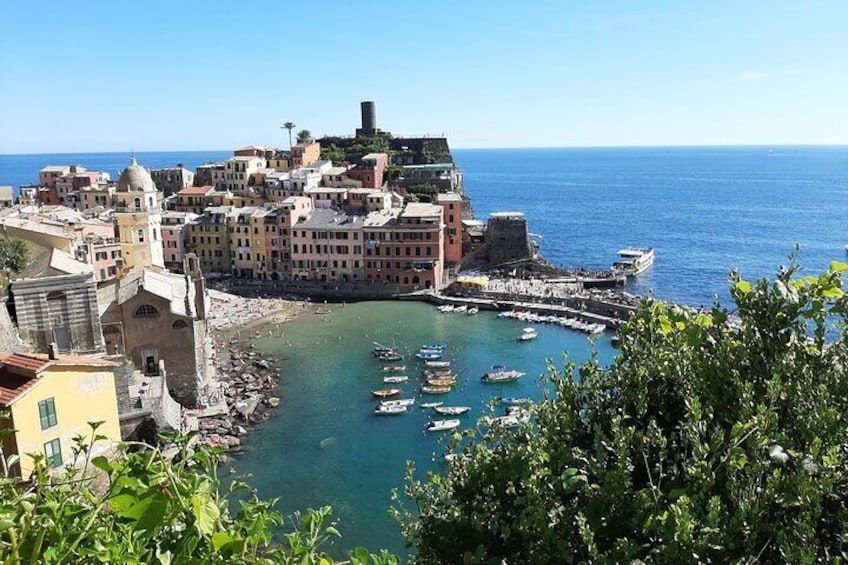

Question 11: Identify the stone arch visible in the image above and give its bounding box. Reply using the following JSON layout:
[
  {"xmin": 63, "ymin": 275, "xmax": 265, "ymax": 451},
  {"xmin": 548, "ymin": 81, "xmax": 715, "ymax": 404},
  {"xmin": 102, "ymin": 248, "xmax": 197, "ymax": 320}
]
[
  {"xmin": 133, "ymin": 304, "xmax": 159, "ymax": 318},
  {"xmin": 172, "ymin": 320, "xmax": 188, "ymax": 329}
]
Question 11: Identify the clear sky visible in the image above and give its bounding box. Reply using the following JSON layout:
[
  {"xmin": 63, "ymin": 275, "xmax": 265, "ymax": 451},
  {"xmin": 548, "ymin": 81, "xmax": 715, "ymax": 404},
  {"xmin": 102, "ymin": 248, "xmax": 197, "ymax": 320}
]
[{"xmin": 1, "ymin": 1, "xmax": 846, "ymax": 153}]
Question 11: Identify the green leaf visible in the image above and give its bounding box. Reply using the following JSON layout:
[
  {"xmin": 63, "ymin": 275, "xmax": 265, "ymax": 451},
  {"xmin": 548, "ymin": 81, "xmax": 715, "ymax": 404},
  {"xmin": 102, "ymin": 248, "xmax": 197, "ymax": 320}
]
[
  {"xmin": 735, "ymin": 279, "xmax": 752, "ymax": 294},
  {"xmin": 829, "ymin": 260, "xmax": 848, "ymax": 273},
  {"xmin": 91, "ymin": 455, "xmax": 113, "ymax": 475},
  {"xmin": 211, "ymin": 531, "xmax": 232, "ymax": 550},
  {"xmin": 191, "ymin": 493, "xmax": 220, "ymax": 536}
]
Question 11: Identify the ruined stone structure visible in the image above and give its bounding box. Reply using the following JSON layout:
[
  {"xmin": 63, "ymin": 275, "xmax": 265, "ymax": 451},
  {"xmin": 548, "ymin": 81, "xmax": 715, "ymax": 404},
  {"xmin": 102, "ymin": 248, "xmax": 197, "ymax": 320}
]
[
  {"xmin": 10, "ymin": 249, "xmax": 104, "ymax": 355},
  {"xmin": 471, "ymin": 212, "xmax": 537, "ymax": 268}
]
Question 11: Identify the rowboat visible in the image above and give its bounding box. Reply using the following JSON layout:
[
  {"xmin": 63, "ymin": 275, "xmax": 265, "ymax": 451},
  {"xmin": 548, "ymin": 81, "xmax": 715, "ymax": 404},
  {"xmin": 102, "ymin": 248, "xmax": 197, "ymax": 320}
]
[
  {"xmin": 498, "ymin": 396, "xmax": 532, "ymax": 406},
  {"xmin": 377, "ymin": 353, "xmax": 403, "ymax": 361},
  {"xmin": 421, "ymin": 386, "xmax": 451, "ymax": 394},
  {"xmin": 383, "ymin": 375, "xmax": 408, "ymax": 384},
  {"xmin": 423, "ymin": 370, "xmax": 454, "ymax": 379},
  {"xmin": 421, "ymin": 343, "xmax": 448, "ymax": 350},
  {"xmin": 380, "ymin": 398, "xmax": 415, "ymax": 407},
  {"xmin": 426, "ymin": 419, "xmax": 460, "ymax": 432},
  {"xmin": 416, "ymin": 352, "xmax": 443, "ymax": 360},
  {"xmin": 371, "ymin": 388, "xmax": 402, "ymax": 398},
  {"xmin": 426, "ymin": 378, "xmax": 456, "ymax": 388},
  {"xmin": 382, "ymin": 365, "xmax": 406, "ymax": 372},
  {"xmin": 374, "ymin": 404, "xmax": 407, "ymax": 415},
  {"xmin": 420, "ymin": 401, "xmax": 443, "ymax": 409},
  {"xmin": 424, "ymin": 360, "xmax": 451, "ymax": 368},
  {"xmin": 434, "ymin": 406, "xmax": 470, "ymax": 415}
]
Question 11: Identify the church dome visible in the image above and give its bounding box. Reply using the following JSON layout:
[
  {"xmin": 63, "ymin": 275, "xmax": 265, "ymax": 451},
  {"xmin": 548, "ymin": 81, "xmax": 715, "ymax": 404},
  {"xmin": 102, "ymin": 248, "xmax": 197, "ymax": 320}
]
[{"xmin": 117, "ymin": 156, "xmax": 156, "ymax": 192}]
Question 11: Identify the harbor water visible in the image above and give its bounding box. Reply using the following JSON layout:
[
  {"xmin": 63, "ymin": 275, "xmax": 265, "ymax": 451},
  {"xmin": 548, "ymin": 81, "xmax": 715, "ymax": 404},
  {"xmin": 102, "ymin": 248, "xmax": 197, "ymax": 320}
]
[{"xmin": 236, "ymin": 301, "xmax": 615, "ymax": 557}]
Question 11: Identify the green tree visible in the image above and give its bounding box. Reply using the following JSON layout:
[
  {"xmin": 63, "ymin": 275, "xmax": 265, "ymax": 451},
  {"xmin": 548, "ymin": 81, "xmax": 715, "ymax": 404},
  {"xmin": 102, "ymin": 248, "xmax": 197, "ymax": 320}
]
[
  {"xmin": 396, "ymin": 260, "xmax": 848, "ymax": 563},
  {"xmin": 0, "ymin": 238, "xmax": 29, "ymax": 274},
  {"xmin": 296, "ymin": 129, "xmax": 312, "ymax": 145},
  {"xmin": 0, "ymin": 424, "xmax": 397, "ymax": 564},
  {"xmin": 282, "ymin": 121, "xmax": 296, "ymax": 149}
]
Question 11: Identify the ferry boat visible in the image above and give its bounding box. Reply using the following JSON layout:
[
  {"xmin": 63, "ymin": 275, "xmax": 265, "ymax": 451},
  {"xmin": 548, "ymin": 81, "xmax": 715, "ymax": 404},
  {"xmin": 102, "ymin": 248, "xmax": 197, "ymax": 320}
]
[
  {"xmin": 516, "ymin": 327, "xmax": 538, "ymax": 342},
  {"xmin": 612, "ymin": 247, "xmax": 655, "ymax": 276},
  {"xmin": 481, "ymin": 365, "xmax": 525, "ymax": 383}
]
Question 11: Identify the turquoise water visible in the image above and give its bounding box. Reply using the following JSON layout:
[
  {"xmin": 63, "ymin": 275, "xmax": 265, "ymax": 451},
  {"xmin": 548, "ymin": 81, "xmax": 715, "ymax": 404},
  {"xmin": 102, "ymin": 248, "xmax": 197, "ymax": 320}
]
[{"xmin": 231, "ymin": 301, "xmax": 615, "ymax": 557}]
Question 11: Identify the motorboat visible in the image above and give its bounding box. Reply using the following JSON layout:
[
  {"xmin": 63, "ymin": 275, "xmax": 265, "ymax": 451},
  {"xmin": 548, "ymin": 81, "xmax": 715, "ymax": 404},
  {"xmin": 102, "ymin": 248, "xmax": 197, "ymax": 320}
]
[
  {"xmin": 381, "ymin": 365, "xmax": 406, "ymax": 372},
  {"xmin": 437, "ymin": 305, "xmax": 455, "ymax": 313},
  {"xmin": 374, "ymin": 404, "xmax": 407, "ymax": 415},
  {"xmin": 420, "ymin": 401, "xmax": 444, "ymax": 409},
  {"xmin": 434, "ymin": 406, "xmax": 471, "ymax": 415},
  {"xmin": 424, "ymin": 360, "xmax": 451, "ymax": 368},
  {"xmin": 421, "ymin": 385, "xmax": 452, "ymax": 394},
  {"xmin": 426, "ymin": 419, "xmax": 461, "ymax": 432},
  {"xmin": 380, "ymin": 398, "xmax": 415, "ymax": 408},
  {"xmin": 377, "ymin": 353, "xmax": 403, "ymax": 362},
  {"xmin": 371, "ymin": 388, "xmax": 402, "ymax": 398},
  {"xmin": 498, "ymin": 396, "xmax": 532, "ymax": 406},
  {"xmin": 426, "ymin": 378, "xmax": 457, "ymax": 388},
  {"xmin": 453, "ymin": 305, "xmax": 468, "ymax": 314},
  {"xmin": 423, "ymin": 369, "xmax": 453, "ymax": 377},
  {"xmin": 421, "ymin": 343, "xmax": 448, "ymax": 350},
  {"xmin": 383, "ymin": 375, "xmax": 408, "ymax": 384},
  {"xmin": 516, "ymin": 327, "xmax": 538, "ymax": 342},
  {"xmin": 466, "ymin": 306, "xmax": 479, "ymax": 315},
  {"xmin": 481, "ymin": 365, "xmax": 525, "ymax": 383},
  {"xmin": 611, "ymin": 247, "xmax": 655, "ymax": 276},
  {"xmin": 416, "ymin": 351, "xmax": 443, "ymax": 360},
  {"xmin": 372, "ymin": 343, "xmax": 396, "ymax": 354}
]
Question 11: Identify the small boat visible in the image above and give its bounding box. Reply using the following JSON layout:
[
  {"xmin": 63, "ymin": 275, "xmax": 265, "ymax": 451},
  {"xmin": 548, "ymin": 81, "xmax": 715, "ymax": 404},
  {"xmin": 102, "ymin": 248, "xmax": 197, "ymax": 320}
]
[
  {"xmin": 426, "ymin": 378, "xmax": 457, "ymax": 388},
  {"xmin": 516, "ymin": 327, "xmax": 538, "ymax": 342},
  {"xmin": 372, "ymin": 342, "xmax": 396, "ymax": 354},
  {"xmin": 382, "ymin": 365, "xmax": 406, "ymax": 372},
  {"xmin": 374, "ymin": 404, "xmax": 407, "ymax": 415},
  {"xmin": 377, "ymin": 353, "xmax": 403, "ymax": 361},
  {"xmin": 481, "ymin": 365, "xmax": 525, "ymax": 383},
  {"xmin": 466, "ymin": 307, "xmax": 479, "ymax": 315},
  {"xmin": 421, "ymin": 386, "xmax": 452, "ymax": 394},
  {"xmin": 371, "ymin": 388, "xmax": 402, "ymax": 398},
  {"xmin": 498, "ymin": 396, "xmax": 532, "ymax": 406},
  {"xmin": 425, "ymin": 419, "xmax": 461, "ymax": 432},
  {"xmin": 453, "ymin": 305, "xmax": 468, "ymax": 314},
  {"xmin": 421, "ymin": 343, "xmax": 448, "ymax": 350},
  {"xmin": 437, "ymin": 305, "xmax": 455, "ymax": 313},
  {"xmin": 425, "ymin": 360, "xmax": 451, "ymax": 368},
  {"xmin": 383, "ymin": 375, "xmax": 408, "ymax": 384},
  {"xmin": 434, "ymin": 406, "xmax": 471, "ymax": 415},
  {"xmin": 418, "ymin": 348, "xmax": 444, "ymax": 355},
  {"xmin": 420, "ymin": 401, "xmax": 443, "ymax": 409},
  {"xmin": 416, "ymin": 352, "xmax": 443, "ymax": 360},
  {"xmin": 381, "ymin": 398, "xmax": 415, "ymax": 407},
  {"xmin": 423, "ymin": 369, "xmax": 453, "ymax": 377}
]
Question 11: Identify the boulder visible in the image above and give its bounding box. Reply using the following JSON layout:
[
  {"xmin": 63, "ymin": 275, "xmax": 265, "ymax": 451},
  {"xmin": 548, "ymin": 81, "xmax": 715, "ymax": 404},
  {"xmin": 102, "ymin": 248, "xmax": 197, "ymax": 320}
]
[{"xmin": 267, "ymin": 397, "xmax": 280, "ymax": 408}]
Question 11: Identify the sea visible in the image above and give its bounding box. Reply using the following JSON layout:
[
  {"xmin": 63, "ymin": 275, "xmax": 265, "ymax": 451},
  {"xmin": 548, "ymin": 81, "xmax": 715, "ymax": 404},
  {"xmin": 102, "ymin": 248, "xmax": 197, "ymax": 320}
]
[{"xmin": 1, "ymin": 146, "xmax": 847, "ymax": 557}]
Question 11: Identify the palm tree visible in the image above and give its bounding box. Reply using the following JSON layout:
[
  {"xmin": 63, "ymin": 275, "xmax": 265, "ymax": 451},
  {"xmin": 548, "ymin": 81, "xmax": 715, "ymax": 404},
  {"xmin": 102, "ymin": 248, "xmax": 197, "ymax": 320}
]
[
  {"xmin": 281, "ymin": 121, "xmax": 296, "ymax": 149},
  {"xmin": 296, "ymin": 129, "xmax": 312, "ymax": 145}
]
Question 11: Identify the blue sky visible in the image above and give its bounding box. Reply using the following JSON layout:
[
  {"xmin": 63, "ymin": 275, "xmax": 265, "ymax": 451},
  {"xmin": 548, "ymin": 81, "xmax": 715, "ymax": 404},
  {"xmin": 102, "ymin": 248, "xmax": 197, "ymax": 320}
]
[{"xmin": 1, "ymin": 1, "xmax": 846, "ymax": 153}]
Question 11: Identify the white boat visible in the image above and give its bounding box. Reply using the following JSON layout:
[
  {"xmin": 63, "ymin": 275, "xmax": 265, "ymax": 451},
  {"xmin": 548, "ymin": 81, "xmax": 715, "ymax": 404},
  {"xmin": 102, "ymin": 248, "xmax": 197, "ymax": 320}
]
[
  {"xmin": 420, "ymin": 401, "xmax": 444, "ymax": 409},
  {"xmin": 434, "ymin": 406, "xmax": 471, "ymax": 415},
  {"xmin": 426, "ymin": 419, "xmax": 461, "ymax": 432},
  {"xmin": 481, "ymin": 365, "xmax": 525, "ymax": 383},
  {"xmin": 466, "ymin": 306, "xmax": 479, "ymax": 315},
  {"xmin": 453, "ymin": 305, "xmax": 468, "ymax": 313},
  {"xmin": 516, "ymin": 327, "xmax": 538, "ymax": 342},
  {"xmin": 374, "ymin": 404, "xmax": 407, "ymax": 416},
  {"xmin": 437, "ymin": 305, "xmax": 455, "ymax": 313},
  {"xmin": 380, "ymin": 398, "xmax": 415, "ymax": 407},
  {"xmin": 383, "ymin": 375, "xmax": 408, "ymax": 384},
  {"xmin": 424, "ymin": 360, "xmax": 451, "ymax": 368},
  {"xmin": 612, "ymin": 247, "xmax": 655, "ymax": 276}
]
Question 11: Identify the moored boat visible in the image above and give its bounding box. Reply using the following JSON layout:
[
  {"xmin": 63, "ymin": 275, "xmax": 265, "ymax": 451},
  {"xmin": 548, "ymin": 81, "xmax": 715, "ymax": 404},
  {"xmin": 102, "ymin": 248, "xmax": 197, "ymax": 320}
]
[
  {"xmin": 381, "ymin": 365, "xmax": 406, "ymax": 372},
  {"xmin": 516, "ymin": 327, "xmax": 538, "ymax": 341},
  {"xmin": 426, "ymin": 378, "xmax": 457, "ymax": 387},
  {"xmin": 424, "ymin": 360, "xmax": 451, "ymax": 368},
  {"xmin": 380, "ymin": 398, "xmax": 415, "ymax": 407},
  {"xmin": 420, "ymin": 401, "xmax": 443, "ymax": 409},
  {"xmin": 416, "ymin": 351, "xmax": 443, "ymax": 360},
  {"xmin": 466, "ymin": 306, "xmax": 479, "ymax": 315},
  {"xmin": 383, "ymin": 375, "xmax": 408, "ymax": 384},
  {"xmin": 481, "ymin": 365, "xmax": 525, "ymax": 383},
  {"xmin": 611, "ymin": 247, "xmax": 655, "ymax": 276},
  {"xmin": 371, "ymin": 388, "xmax": 402, "ymax": 398},
  {"xmin": 434, "ymin": 406, "xmax": 471, "ymax": 415},
  {"xmin": 421, "ymin": 343, "xmax": 448, "ymax": 350},
  {"xmin": 421, "ymin": 385, "xmax": 452, "ymax": 394},
  {"xmin": 374, "ymin": 404, "xmax": 407, "ymax": 415},
  {"xmin": 425, "ymin": 419, "xmax": 461, "ymax": 432},
  {"xmin": 498, "ymin": 396, "xmax": 532, "ymax": 406}
]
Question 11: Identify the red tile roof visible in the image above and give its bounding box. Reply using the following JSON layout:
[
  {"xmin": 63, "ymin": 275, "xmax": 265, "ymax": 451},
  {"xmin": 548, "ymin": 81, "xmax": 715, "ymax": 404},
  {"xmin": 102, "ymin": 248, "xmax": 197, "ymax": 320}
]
[
  {"xmin": 0, "ymin": 352, "xmax": 119, "ymax": 407},
  {"xmin": 177, "ymin": 185, "xmax": 215, "ymax": 196}
]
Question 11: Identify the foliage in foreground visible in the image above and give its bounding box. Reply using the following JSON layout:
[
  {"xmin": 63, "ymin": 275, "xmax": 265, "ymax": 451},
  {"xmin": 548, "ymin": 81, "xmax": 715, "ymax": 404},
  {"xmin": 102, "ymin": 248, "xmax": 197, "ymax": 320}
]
[
  {"xmin": 396, "ymin": 261, "xmax": 848, "ymax": 563},
  {"xmin": 0, "ymin": 429, "xmax": 397, "ymax": 564}
]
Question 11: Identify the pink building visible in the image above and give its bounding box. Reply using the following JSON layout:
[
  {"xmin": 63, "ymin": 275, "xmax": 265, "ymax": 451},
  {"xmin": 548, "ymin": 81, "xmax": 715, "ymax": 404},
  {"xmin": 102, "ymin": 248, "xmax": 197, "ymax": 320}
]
[
  {"xmin": 161, "ymin": 211, "xmax": 198, "ymax": 272},
  {"xmin": 347, "ymin": 153, "xmax": 388, "ymax": 189},
  {"xmin": 436, "ymin": 192, "xmax": 464, "ymax": 266}
]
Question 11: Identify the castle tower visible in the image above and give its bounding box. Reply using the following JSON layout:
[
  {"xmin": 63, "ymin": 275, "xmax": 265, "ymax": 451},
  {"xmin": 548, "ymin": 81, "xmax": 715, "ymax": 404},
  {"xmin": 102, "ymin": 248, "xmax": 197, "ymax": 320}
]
[
  {"xmin": 356, "ymin": 100, "xmax": 382, "ymax": 137},
  {"xmin": 115, "ymin": 156, "xmax": 165, "ymax": 276}
]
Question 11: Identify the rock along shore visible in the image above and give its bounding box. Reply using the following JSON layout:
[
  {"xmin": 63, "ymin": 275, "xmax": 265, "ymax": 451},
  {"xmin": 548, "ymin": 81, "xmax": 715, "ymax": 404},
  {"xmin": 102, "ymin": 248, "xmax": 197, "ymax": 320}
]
[{"xmin": 193, "ymin": 288, "xmax": 317, "ymax": 453}]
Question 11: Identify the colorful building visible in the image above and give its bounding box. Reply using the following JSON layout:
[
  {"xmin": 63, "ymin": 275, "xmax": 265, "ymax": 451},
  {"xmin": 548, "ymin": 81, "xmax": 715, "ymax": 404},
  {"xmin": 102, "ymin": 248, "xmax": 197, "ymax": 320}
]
[
  {"xmin": 0, "ymin": 351, "xmax": 121, "ymax": 478},
  {"xmin": 114, "ymin": 157, "xmax": 165, "ymax": 276}
]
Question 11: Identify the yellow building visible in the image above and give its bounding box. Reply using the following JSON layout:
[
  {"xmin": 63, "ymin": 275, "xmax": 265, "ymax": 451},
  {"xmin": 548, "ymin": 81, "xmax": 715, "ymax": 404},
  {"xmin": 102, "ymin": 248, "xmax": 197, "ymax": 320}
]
[
  {"xmin": 0, "ymin": 352, "xmax": 121, "ymax": 478},
  {"xmin": 114, "ymin": 157, "xmax": 165, "ymax": 277},
  {"xmin": 291, "ymin": 141, "xmax": 320, "ymax": 168}
]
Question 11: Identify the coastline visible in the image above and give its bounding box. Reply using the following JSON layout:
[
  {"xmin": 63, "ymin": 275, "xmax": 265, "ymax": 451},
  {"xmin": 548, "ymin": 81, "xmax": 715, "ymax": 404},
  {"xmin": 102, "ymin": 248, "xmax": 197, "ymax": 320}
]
[{"xmin": 193, "ymin": 289, "xmax": 318, "ymax": 451}]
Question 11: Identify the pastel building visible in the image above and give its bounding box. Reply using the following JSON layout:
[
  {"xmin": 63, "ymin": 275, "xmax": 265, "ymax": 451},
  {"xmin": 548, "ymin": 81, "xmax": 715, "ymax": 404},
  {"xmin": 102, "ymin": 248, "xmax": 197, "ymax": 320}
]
[
  {"xmin": 150, "ymin": 165, "xmax": 195, "ymax": 197},
  {"xmin": 347, "ymin": 152, "xmax": 388, "ymax": 188},
  {"xmin": 291, "ymin": 209, "xmax": 365, "ymax": 282},
  {"xmin": 184, "ymin": 206, "xmax": 235, "ymax": 273},
  {"xmin": 39, "ymin": 166, "xmax": 72, "ymax": 188},
  {"xmin": 161, "ymin": 211, "xmax": 198, "ymax": 272},
  {"xmin": 114, "ymin": 157, "xmax": 165, "ymax": 276},
  {"xmin": 0, "ymin": 352, "xmax": 121, "ymax": 478},
  {"xmin": 436, "ymin": 192, "xmax": 464, "ymax": 266},
  {"xmin": 290, "ymin": 141, "xmax": 320, "ymax": 168}
]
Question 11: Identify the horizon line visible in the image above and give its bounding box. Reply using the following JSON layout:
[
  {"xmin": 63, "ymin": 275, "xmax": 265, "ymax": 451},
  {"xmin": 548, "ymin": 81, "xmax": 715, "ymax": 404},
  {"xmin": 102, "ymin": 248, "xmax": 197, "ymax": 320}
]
[{"xmin": 2, "ymin": 142, "xmax": 848, "ymax": 157}]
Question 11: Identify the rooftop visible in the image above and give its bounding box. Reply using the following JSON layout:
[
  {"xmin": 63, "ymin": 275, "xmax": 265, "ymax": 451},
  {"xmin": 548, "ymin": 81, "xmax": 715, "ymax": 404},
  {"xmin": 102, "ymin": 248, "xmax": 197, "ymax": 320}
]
[
  {"xmin": 402, "ymin": 203, "xmax": 442, "ymax": 218},
  {"xmin": 294, "ymin": 209, "xmax": 365, "ymax": 231},
  {"xmin": 177, "ymin": 185, "xmax": 215, "ymax": 197},
  {"xmin": 0, "ymin": 352, "xmax": 118, "ymax": 407},
  {"xmin": 436, "ymin": 192, "xmax": 463, "ymax": 202}
]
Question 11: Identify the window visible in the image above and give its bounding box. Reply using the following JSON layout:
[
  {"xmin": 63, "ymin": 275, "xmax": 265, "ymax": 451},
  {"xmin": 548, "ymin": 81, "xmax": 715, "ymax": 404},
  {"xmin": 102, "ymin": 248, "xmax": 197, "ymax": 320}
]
[
  {"xmin": 138, "ymin": 229, "xmax": 144, "ymax": 243},
  {"xmin": 133, "ymin": 304, "xmax": 159, "ymax": 318},
  {"xmin": 44, "ymin": 438, "xmax": 62, "ymax": 468},
  {"xmin": 172, "ymin": 320, "xmax": 188, "ymax": 329},
  {"xmin": 39, "ymin": 398, "xmax": 57, "ymax": 430}
]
